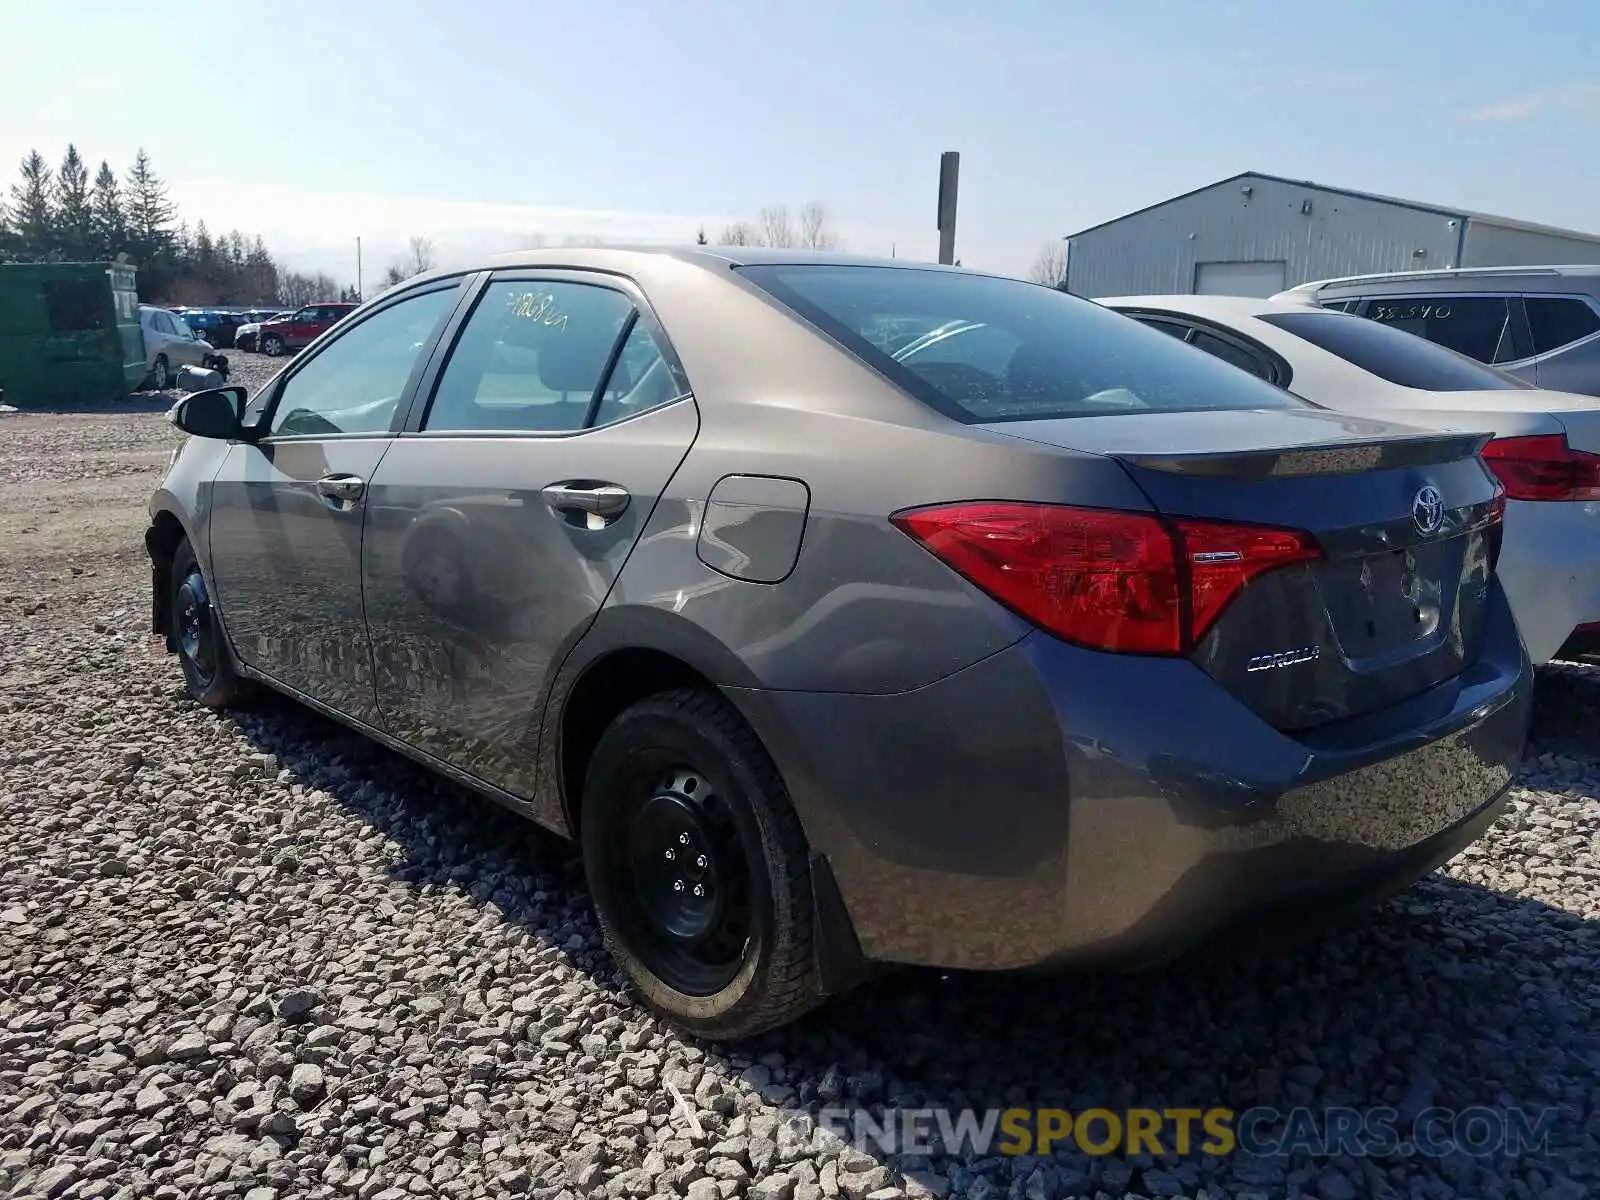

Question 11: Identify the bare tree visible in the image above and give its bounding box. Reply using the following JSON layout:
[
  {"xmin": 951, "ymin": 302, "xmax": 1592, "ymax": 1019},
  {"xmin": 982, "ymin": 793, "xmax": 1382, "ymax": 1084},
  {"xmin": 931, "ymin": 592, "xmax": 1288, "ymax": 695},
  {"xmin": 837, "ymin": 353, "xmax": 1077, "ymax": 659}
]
[
  {"xmin": 562, "ymin": 234, "xmax": 605, "ymax": 246},
  {"xmin": 718, "ymin": 204, "xmax": 841, "ymax": 250},
  {"xmin": 760, "ymin": 205, "xmax": 795, "ymax": 249},
  {"xmin": 407, "ymin": 235, "xmax": 435, "ymax": 275},
  {"xmin": 718, "ymin": 221, "xmax": 759, "ymax": 247},
  {"xmin": 1029, "ymin": 240, "xmax": 1069, "ymax": 288},
  {"xmin": 517, "ymin": 232, "xmax": 547, "ymax": 249},
  {"xmin": 797, "ymin": 201, "xmax": 840, "ymax": 250},
  {"xmin": 278, "ymin": 269, "xmax": 340, "ymax": 306}
]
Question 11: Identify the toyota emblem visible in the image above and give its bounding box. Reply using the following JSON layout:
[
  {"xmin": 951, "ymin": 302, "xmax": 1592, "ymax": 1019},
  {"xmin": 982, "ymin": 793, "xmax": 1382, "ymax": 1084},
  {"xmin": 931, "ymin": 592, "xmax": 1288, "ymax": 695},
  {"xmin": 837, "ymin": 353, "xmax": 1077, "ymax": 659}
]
[{"xmin": 1412, "ymin": 485, "xmax": 1444, "ymax": 536}]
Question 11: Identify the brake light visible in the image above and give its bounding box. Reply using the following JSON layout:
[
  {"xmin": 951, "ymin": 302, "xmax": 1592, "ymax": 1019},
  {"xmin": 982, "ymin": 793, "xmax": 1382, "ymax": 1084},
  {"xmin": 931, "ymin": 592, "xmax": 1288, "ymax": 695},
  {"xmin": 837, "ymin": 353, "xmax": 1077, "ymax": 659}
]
[
  {"xmin": 890, "ymin": 503, "xmax": 1321, "ymax": 655},
  {"xmin": 1481, "ymin": 435, "xmax": 1600, "ymax": 501}
]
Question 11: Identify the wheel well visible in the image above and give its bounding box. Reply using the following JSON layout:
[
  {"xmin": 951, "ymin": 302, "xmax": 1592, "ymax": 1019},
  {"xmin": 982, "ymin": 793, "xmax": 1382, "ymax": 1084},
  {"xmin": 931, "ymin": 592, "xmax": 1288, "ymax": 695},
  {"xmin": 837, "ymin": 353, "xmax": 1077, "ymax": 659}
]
[
  {"xmin": 560, "ymin": 648, "xmax": 715, "ymax": 835},
  {"xmin": 146, "ymin": 512, "xmax": 187, "ymax": 643}
]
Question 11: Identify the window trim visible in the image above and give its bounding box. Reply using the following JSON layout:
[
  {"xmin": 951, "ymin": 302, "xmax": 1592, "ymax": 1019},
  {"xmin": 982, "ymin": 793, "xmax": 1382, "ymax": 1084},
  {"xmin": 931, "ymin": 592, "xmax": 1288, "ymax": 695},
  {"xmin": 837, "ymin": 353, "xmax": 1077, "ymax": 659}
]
[
  {"xmin": 398, "ymin": 268, "xmax": 693, "ymax": 439},
  {"xmin": 246, "ymin": 276, "xmax": 473, "ymax": 443}
]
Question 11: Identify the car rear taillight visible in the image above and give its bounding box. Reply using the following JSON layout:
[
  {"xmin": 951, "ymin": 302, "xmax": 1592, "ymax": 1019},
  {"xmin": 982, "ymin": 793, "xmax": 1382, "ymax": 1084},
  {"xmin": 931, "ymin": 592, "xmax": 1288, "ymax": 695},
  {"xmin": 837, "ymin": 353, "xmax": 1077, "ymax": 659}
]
[
  {"xmin": 890, "ymin": 502, "xmax": 1321, "ymax": 655},
  {"xmin": 1481, "ymin": 435, "xmax": 1600, "ymax": 501}
]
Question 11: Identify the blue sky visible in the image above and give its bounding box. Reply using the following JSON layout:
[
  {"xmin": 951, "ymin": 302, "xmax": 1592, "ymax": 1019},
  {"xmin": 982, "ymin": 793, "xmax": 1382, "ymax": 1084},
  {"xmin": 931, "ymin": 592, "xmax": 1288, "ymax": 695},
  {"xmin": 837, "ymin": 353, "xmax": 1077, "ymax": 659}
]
[{"xmin": 3, "ymin": 0, "xmax": 1597, "ymax": 284}]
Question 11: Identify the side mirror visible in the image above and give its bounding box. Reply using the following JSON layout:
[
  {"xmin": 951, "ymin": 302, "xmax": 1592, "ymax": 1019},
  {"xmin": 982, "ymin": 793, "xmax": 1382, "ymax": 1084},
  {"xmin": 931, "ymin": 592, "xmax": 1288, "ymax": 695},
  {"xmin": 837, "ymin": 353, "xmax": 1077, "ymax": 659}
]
[{"xmin": 169, "ymin": 386, "xmax": 249, "ymax": 440}]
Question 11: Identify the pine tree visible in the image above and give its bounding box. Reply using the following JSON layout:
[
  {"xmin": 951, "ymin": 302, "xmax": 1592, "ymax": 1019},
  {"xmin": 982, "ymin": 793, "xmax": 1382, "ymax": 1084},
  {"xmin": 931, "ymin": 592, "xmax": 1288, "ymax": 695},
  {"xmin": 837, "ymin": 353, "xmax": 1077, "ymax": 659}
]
[
  {"xmin": 696, "ymin": 226, "xmax": 708, "ymax": 245},
  {"xmin": 90, "ymin": 161, "xmax": 127, "ymax": 259},
  {"xmin": 124, "ymin": 148, "xmax": 176, "ymax": 263},
  {"xmin": 10, "ymin": 151, "xmax": 57, "ymax": 259},
  {"xmin": 55, "ymin": 144, "xmax": 94, "ymax": 260}
]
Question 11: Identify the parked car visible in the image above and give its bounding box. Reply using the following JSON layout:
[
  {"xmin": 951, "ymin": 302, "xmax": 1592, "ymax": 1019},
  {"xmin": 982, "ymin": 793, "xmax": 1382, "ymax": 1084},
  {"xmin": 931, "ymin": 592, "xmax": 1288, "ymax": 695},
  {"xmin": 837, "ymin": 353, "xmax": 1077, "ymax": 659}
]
[
  {"xmin": 1276, "ymin": 265, "xmax": 1600, "ymax": 397},
  {"xmin": 1100, "ymin": 293, "xmax": 1600, "ymax": 664},
  {"xmin": 179, "ymin": 309, "xmax": 247, "ymax": 349},
  {"xmin": 257, "ymin": 302, "xmax": 357, "ymax": 356},
  {"xmin": 138, "ymin": 305, "xmax": 215, "ymax": 390},
  {"xmin": 233, "ymin": 311, "xmax": 293, "ymax": 353},
  {"xmin": 146, "ymin": 250, "xmax": 1530, "ymax": 1038}
]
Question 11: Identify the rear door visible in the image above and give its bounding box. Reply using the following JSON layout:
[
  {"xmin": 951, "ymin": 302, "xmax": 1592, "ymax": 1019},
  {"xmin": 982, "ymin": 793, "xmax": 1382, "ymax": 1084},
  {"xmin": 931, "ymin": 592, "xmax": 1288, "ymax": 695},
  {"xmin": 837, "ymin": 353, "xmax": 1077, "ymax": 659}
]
[{"xmin": 362, "ymin": 272, "xmax": 699, "ymax": 798}]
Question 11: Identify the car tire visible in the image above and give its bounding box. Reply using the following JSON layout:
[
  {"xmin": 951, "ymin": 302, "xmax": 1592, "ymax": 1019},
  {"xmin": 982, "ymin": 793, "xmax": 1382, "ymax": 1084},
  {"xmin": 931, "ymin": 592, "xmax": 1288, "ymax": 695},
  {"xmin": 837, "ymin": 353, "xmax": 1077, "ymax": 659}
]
[
  {"xmin": 581, "ymin": 687, "xmax": 824, "ymax": 1040},
  {"xmin": 262, "ymin": 334, "xmax": 284, "ymax": 357},
  {"xmin": 170, "ymin": 538, "xmax": 253, "ymax": 710},
  {"xmin": 150, "ymin": 355, "xmax": 171, "ymax": 390}
]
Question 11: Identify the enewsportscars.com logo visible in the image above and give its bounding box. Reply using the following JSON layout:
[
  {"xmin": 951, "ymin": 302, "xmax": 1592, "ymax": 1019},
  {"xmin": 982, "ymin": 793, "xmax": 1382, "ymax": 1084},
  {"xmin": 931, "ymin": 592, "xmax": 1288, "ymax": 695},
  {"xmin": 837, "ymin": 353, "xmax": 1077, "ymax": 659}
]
[{"xmin": 664, "ymin": 1100, "xmax": 1560, "ymax": 1163}]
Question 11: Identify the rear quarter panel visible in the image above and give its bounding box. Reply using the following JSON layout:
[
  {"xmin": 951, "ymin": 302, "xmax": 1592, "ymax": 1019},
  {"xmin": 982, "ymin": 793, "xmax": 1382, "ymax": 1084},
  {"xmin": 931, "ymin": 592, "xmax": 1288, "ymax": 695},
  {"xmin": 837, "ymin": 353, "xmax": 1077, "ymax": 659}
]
[{"xmin": 594, "ymin": 256, "xmax": 1155, "ymax": 696}]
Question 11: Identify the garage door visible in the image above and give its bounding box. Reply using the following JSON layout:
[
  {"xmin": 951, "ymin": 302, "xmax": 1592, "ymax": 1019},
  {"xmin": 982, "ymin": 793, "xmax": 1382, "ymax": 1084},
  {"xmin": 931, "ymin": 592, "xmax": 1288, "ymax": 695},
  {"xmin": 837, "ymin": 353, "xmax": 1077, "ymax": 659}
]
[{"xmin": 1194, "ymin": 260, "xmax": 1287, "ymax": 297}]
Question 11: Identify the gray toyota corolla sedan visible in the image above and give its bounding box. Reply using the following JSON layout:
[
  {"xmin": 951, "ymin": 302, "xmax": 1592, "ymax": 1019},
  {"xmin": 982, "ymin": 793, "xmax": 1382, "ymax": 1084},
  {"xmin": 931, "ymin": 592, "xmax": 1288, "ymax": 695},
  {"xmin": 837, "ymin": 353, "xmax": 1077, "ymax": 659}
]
[{"xmin": 147, "ymin": 248, "xmax": 1531, "ymax": 1038}]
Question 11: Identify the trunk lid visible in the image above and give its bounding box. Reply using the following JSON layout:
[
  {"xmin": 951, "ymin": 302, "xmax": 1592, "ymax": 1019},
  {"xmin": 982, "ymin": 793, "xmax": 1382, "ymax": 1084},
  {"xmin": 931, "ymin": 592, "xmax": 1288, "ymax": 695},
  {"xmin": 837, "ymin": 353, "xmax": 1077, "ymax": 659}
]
[{"xmin": 986, "ymin": 408, "xmax": 1503, "ymax": 731}]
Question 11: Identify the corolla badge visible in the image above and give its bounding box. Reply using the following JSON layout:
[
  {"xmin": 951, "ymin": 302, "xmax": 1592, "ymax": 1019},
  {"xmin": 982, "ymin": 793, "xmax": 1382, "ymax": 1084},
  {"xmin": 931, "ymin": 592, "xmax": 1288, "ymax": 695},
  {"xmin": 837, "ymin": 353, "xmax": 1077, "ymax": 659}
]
[
  {"xmin": 1412, "ymin": 485, "xmax": 1445, "ymax": 536},
  {"xmin": 1246, "ymin": 645, "xmax": 1320, "ymax": 673}
]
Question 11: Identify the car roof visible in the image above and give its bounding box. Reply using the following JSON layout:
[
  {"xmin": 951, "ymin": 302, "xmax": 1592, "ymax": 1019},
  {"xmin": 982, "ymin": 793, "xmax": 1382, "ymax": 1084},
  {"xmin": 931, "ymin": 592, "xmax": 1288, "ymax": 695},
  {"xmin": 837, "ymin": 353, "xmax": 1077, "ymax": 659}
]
[{"xmin": 396, "ymin": 245, "xmax": 988, "ymax": 291}]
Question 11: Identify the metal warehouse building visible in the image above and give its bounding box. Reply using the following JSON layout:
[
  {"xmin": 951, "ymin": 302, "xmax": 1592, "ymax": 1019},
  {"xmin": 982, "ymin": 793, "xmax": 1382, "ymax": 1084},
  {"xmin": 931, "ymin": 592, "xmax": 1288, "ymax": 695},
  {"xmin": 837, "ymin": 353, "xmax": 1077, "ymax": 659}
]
[{"xmin": 1064, "ymin": 170, "xmax": 1600, "ymax": 299}]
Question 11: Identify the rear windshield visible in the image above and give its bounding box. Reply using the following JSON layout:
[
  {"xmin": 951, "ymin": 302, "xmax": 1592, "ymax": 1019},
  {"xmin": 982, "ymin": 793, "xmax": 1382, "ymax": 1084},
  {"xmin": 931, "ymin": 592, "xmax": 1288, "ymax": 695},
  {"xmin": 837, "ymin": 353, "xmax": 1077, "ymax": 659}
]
[
  {"xmin": 738, "ymin": 265, "xmax": 1305, "ymax": 422},
  {"xmin": 1257, "ymin": 309, "xmax": 1530, "ymax": 392}
]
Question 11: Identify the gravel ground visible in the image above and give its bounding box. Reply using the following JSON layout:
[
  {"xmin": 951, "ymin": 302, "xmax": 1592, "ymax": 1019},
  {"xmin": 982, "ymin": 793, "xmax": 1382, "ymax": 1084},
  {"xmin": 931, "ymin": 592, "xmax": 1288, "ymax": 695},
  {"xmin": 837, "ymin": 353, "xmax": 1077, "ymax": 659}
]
[{"xmin": 2, "ymin": 401, "xmax": 1599, "ymax": 1200}]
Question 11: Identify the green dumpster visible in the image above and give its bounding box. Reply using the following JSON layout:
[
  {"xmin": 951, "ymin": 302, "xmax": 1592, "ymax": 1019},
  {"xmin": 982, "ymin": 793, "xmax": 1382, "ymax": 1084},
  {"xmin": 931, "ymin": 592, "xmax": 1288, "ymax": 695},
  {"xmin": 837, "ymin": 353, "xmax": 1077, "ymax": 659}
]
[{"xmin": 0, "ymin": 262, "xmax": 145, "ymax": 408}]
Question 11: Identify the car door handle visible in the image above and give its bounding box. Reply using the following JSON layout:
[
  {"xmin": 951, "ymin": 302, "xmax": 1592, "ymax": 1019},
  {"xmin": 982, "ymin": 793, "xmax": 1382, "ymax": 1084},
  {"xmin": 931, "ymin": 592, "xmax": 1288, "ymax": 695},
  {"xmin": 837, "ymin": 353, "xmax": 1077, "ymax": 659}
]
[
  {"xmin": 316, "ymin": 474, "xmax": 366, "ymax": 504},
  {"xmin": 541, "ymin": 482, "xmax": 631, "ymax": 521}
]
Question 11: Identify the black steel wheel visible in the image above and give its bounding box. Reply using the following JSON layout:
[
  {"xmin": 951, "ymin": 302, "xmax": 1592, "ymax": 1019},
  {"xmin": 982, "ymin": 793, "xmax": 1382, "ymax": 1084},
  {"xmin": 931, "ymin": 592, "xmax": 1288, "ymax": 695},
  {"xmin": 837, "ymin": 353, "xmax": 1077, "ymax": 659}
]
[
  {"xmin": 581, "ymin": 687, "xmax": 825, "ymax": 1039},
  {"xmin": 169, "ymin": 539, "xmax": 252, "ymax": 709},
  {"xmin": 617, "ymin": 766, "xmax": 755, "ymax": 995}
]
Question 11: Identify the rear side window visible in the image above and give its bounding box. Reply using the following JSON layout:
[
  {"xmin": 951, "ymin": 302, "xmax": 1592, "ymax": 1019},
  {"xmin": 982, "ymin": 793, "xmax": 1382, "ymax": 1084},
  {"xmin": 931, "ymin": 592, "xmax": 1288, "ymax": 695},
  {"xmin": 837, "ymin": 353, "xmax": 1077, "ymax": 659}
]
[
  {"xmin": 1258, "ymin": 310, "xmax": 1529, "ymax": 392},
  {"xmin": 1189, "ymin": 331, "xmax": 1274, "ymax": 381},
  {"xmin": 424, "ymin": 280, "xmax": 685, "ymax": 433},
  {"xmin": 1364, "ymin": 295, "xmax": 1516, "ymax": 363},
  {"xmin": 1525, "ymin": 297, "xmax": 1600, "ymax": 355},
  {"xmin": 739, "ymin": 265, "xmax": 1304, "ymax": 422},
  {"xmin": 44, "ymin": 280, "xmax": 106, "ymax": 332}
]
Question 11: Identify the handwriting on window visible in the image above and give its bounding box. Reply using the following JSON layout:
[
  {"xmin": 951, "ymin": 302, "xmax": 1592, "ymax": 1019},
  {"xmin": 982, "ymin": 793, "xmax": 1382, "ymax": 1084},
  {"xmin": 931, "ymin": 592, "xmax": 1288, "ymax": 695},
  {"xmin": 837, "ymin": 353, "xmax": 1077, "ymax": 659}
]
[{"xmin": 505, "ymin": 290, "xmax": 569, "ymax": 330}]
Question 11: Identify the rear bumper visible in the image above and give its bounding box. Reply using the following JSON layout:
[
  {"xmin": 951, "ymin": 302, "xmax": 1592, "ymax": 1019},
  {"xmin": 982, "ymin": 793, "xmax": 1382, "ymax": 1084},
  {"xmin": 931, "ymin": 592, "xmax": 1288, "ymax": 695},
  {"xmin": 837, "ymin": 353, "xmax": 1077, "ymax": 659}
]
[
  {"xmin": 1497, "ymin": 498, "xmax": 1600, "ymax": 664},
  {"xmin": 729, "ymin": 588, "xmax": 1531, "ymax": 972}
]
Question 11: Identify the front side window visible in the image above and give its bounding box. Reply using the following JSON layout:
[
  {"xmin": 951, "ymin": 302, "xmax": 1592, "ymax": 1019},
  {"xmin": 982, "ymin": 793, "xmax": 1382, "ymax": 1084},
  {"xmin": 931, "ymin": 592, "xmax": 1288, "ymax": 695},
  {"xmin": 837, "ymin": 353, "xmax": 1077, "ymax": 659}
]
[
  {"xmin": 1525, "ymin": 297, "xmax": 1600, "ymax": 356},
  {"xmin": 268, "ymin": 286, "xmax": 457, "ymax": 436},
  {"xmin": 738, "ymin": 265, "xmax": 1304, "ymax": 422},
  {"xmin": 1363, "ymin": 295, "xmax": 1516, "ymax": 363},
  {"xmin": 1258, "ymin": 309, "xmax": 1528, "ymax": 392},
  {"xmin": 424, "ymin": 281, "xmax": 640, "ymax": 433}
]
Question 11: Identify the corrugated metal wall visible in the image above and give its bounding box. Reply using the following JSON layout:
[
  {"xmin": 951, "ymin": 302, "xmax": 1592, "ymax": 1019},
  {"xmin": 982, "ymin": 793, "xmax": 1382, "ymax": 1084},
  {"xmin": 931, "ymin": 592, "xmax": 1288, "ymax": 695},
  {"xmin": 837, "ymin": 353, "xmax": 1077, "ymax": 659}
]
[
  {"xmin": 1461, "ymin": 222, "xmax": 1600, "ymax": 267},
  {"xmin": 1065, "ymin": 176, "xmax": 1461, "ymax": 298}
]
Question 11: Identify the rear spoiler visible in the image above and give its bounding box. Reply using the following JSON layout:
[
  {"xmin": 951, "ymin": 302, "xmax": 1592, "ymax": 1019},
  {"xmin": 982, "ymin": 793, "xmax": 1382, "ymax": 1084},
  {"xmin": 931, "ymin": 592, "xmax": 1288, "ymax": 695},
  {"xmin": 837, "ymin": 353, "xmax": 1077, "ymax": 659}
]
[{"xmin": 1114, "ymin": 431, "xmax": 1493, "ymax": 480}]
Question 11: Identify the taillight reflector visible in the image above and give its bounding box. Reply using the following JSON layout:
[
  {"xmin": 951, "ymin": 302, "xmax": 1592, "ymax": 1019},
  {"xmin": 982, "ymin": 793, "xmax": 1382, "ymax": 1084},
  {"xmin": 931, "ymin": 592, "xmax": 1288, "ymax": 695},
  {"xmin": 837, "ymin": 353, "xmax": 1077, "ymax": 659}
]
[
  {"xmin": 1481, "ymin": 435, "xmax": 1600, "ymax": 502},
  {"xmin": 890, "ymin": 502, "xmax": 1321, "ymax": 655}
]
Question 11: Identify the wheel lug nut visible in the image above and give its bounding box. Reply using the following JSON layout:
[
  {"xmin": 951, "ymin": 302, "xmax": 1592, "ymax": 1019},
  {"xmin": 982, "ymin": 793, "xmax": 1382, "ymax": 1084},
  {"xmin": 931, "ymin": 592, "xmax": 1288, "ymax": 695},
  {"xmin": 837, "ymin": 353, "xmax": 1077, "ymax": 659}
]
[
  {"xmin": 673, "ymin": 880, "xmax": 685, "ymax": 892},
  {"xmin": 678, "ymin": 832, "xmax": 691, "ymax": 845},
  {"xmin": 664, "ymin": 849, "xmax": 675, "ymax": 861},
  {"xmin": 692, "ymin": 884, "xmax": 705, "ymax": 897},
  {"xmin": 696, "ymin": 855, "xmax": 708, "ymax": 868}
]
